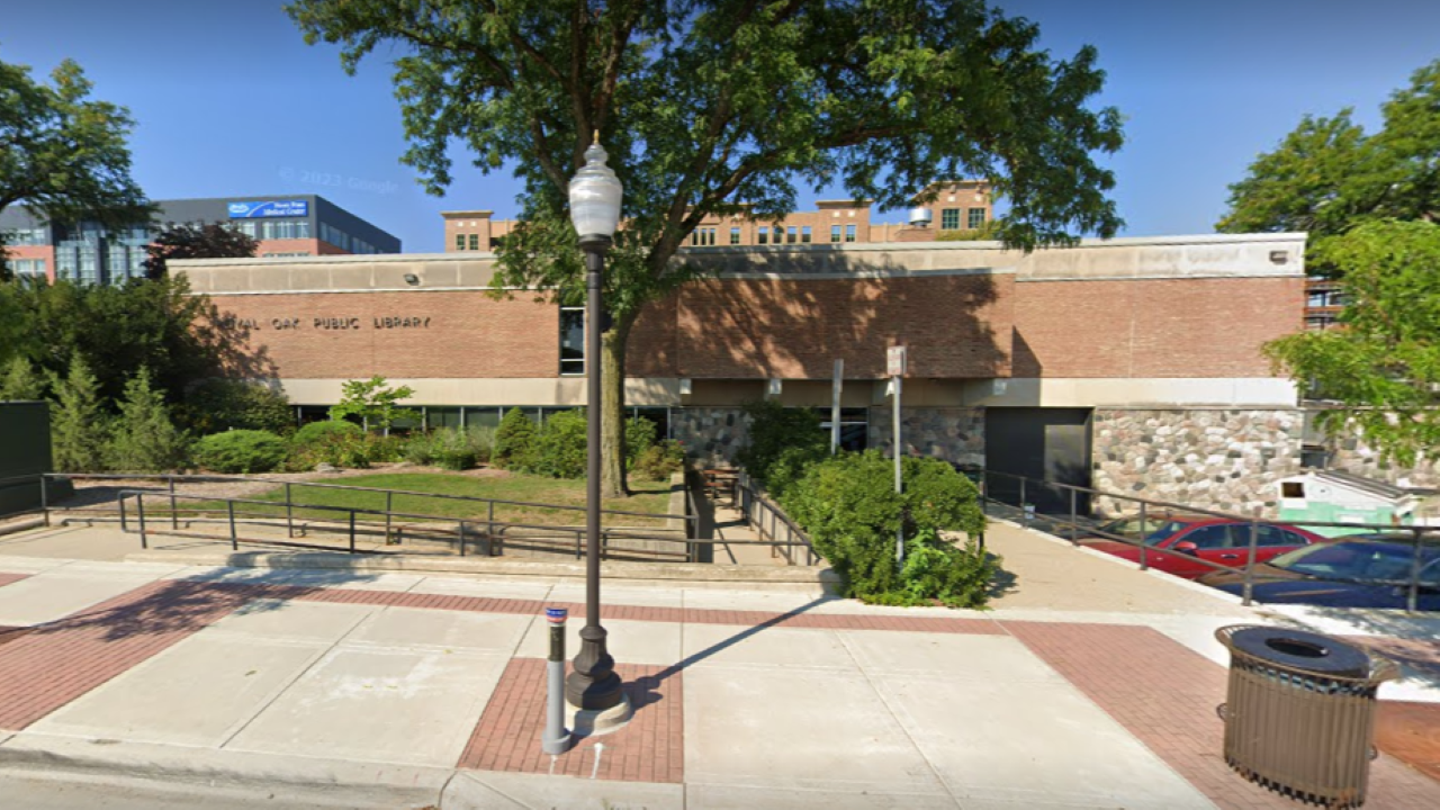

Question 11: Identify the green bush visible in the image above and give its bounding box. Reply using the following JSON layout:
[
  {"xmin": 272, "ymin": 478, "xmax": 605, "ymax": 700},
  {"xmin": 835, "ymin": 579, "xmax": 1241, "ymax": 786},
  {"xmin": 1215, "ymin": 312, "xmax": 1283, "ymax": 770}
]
[
  {"xmin": 737, "ymin": 400, "xmax": 828, "ymax": 484},
  {"xmin": 765, "ymin": 443, "xmax": 829, "ymax": 501},
  {"xmin": 106, "ymin": 368, "xmax": 191, "ymax": 473},
  {"xmin": 625, "ymin": 416, "xmax": 657, "ymax": 469},
  {"xmin": 194, "ymin": 430, "xmax": 287, "ymax": 473},
  {"xmin": 292, "ymin": 420, "xmax": 363, "ymax": 448},
  {"xmin": 533, "ymin": 409, "xmax": 588, "ymax": 478},
  {"xmin": 465, "ymin": 426, "xmax": 495, "ymax": 463},
  {"xmin": 782, "ymin": 451, "xmax": 993, "ymax": 608},
  {"xmin": 492, "ymin": 407, "xmax": 538, "ymax": 470},
  {"xmin": 404, "ymin": 428, "xmax": 478, "ymax": 470},
  {"xmin": 632, "ymin": 439, "xmax": 685, "ymax": 482},
  {"xmin": 180, "ymin": 379, "xmax": 294, "ymax": 436}
]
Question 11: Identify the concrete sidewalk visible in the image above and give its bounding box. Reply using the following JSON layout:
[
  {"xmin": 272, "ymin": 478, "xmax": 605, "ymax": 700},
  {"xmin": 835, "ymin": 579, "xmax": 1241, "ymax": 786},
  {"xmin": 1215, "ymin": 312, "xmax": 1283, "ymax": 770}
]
[{"xmin": 0, "ymin": 521, "xmax": 1436, "ymax": 808}]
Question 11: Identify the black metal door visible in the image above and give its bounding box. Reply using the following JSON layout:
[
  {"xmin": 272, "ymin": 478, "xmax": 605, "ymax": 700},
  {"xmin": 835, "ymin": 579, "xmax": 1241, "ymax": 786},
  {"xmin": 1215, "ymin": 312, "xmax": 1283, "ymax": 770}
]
[{"xmin": 984, "ymin": 407, "xmax": 1092, "ymax": 514}]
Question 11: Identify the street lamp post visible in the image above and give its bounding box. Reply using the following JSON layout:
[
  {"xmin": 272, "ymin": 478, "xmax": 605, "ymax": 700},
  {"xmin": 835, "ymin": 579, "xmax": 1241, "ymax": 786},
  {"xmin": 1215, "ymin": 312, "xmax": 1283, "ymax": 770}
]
[{"xmin": 565, "ymin": 136, "xmax": 625, "ymax": 712}]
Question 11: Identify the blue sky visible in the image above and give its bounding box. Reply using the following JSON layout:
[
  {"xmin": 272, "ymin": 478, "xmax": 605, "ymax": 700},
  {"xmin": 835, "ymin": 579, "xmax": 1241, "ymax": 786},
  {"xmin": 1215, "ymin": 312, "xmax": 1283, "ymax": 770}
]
[{"xmin": 4, "ymin": 0, "xmax": 1439, "ymax": 252}]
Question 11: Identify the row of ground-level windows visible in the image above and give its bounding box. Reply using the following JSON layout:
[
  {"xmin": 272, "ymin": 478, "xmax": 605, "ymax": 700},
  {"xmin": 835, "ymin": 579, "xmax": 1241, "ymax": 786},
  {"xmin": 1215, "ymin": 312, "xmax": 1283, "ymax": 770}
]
[{"xmin": 293, "ymin": 405, "xmax": 871, "ymax": 452}]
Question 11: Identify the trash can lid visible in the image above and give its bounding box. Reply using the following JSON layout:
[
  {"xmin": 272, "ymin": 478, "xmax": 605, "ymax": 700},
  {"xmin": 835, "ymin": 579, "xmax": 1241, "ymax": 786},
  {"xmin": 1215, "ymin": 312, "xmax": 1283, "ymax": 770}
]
[{"xmin": 1228, "ymin": 627, "xmax": 1371, "ymax": 678}]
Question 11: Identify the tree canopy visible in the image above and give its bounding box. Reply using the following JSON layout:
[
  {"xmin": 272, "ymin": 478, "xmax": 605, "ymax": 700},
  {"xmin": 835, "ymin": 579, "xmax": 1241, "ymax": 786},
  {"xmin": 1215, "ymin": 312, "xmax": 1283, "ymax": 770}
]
[
  {"xmin": 143, "ymin": 221, "xmax": 259, "ymax": 279},
  {"xmin": 289, "ymin": 0, "xmax": 1126, "ymax": 494},
  {"xmin": 1218, "ymin": 58, "xmax": 1440, "ymax": 272},
  {"xmin": 0, "ymin": 53, "xmax": 151, "ymax": 278},
  {"xmin": 1265, "ymin": 220, "xmax": 1440, "ymax": 465}
]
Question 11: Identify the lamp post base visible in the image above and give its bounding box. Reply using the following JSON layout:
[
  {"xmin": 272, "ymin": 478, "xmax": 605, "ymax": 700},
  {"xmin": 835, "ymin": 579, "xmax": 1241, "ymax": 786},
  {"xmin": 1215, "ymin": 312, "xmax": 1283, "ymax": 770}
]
[{"xmin": 566, "ymin": 625, "xmax": 624, "ymax": 710}]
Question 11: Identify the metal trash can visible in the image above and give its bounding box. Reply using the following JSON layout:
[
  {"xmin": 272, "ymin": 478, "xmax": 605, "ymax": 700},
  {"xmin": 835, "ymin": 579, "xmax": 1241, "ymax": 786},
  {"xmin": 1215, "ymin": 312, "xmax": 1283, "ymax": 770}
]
[{"xmin": 1215, "ymin": 625, "xmax": 1398, "ymax": 808}]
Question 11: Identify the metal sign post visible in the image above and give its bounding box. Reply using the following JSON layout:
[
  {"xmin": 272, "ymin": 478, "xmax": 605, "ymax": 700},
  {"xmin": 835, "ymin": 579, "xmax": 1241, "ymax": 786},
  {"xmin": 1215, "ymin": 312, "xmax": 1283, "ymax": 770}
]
[
  {"xmin": 831, "ymin": 359, "xmax": 843, "ymax": 455},
  {"xmin": 541, "ymin": 607, "xmax": 572, "ymax": 754},
  {"xmin": 887, "ymin": 346, "xmax": 907, "ymax": 564}
]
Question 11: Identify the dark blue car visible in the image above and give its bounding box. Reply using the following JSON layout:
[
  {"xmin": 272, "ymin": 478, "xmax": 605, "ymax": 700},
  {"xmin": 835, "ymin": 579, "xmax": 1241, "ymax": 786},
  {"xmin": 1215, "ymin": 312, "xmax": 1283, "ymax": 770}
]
[{"xmin": 1197, "ymin": 537, "xmax": 1440, "ymax": 610}]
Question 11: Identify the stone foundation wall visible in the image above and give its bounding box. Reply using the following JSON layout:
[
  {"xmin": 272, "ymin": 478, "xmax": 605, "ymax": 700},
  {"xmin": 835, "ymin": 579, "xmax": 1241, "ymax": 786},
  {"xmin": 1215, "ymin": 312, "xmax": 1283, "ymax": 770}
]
[
  {"xmin": 1306, "ymin": 414, "xmax": 1440, "ymax": 488},
  {"xmin": 868, "ymin": 407, "xmax": 985, "ymax": 468},
  {"xmin": 1091, "ymin": 408, "xmax": 1304, "ymax": 517},
  {"xmin": 671, "ymin": 407, "xmax": 750, "ymax": 467}
]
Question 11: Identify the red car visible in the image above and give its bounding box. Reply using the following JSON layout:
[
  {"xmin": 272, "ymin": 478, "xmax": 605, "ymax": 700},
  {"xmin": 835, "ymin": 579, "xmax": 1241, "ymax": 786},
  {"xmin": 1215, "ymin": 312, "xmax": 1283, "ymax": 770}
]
[{"xmin": 1083, "ymin": 519, "xmax": 1327, "ymax": 580}]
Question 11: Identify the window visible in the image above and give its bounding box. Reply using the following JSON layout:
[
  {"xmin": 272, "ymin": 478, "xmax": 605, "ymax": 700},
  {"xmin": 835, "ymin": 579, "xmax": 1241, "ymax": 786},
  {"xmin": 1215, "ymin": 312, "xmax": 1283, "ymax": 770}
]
[
  {"xmin": 263, "ymin": 219, "xmax": 309, "ymax": 240},
  {"xmin": 845, "ymin": 224, "xmax": 856, "ymax": 242},
  {"xmin": 787, "ymin": 226, "xmax": 797, "ymax": 244},
  {"xmin": 730, "ymin": 227, "xmax": 741, "ymax": 245},
  {"xmin": 9, "ymin": 258, "xmax": 46, "ymax": 276},
  {"xmin": 1253, "ymin": 525, "xmax": 1292, "ymax": 547},
  {"xmin": 3, "ymin": 226, "xmax": 47, "ymax": 246},
  {"xmin": 232, "ymin": 221, "xmax": 258, "ymax": 238},
  {"xmin": 940, "ymin": 208, "xmax": 960, "ymax": 230},
  {"xmin": 967, "ymin": 208, "xmax": 986, "ymax": 229},
  {"xmin": 758, "ymin": 227, "xmax": 769, "ymax": 245},
  {"xmin": 831, "ymin": 225, "xmax": 842, "ymax": 243},
  {"xmin": 263, "ymin": 252, "xmax": 311, "ymax": 257},
  {"xmin": 801, "ymin": 226, "xmax": 811, "ymax": 244},
  {"xmin": 815, "ymin": 406, "xmax": 869, "ymax": 452},
  {"xmin": 468, "ymin": 233, "xmax": 479, "ymax": 251},
  {"xmin": 690, "ymin": 227, "xmax": 716, "ymax": 246},
  {"xmin": 559, "ymin": 307, "xmax": 585, "ymax": 375},
  {"xmin": 455, "ymin": 234, "xmax": 465, "ymax": 251},
  {"xmin": 1178, "ymin": 525, "xmax": 1233, "ymax": 550}
]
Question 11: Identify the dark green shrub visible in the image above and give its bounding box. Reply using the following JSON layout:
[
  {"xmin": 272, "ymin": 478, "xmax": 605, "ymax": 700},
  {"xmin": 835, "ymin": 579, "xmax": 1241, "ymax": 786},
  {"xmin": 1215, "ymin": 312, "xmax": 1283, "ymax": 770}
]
[
  {"xmin": 180, "ymin": 379, "xmax": 294, "ymax": 436},
  {"xmin": 402, "ymin": 431, "xmax": 439, "ymax": 465},
  {"xmin": 533, "ymin": 409, "xmax": 588, "ymax": 478},
  {"xmin": 737, "ymin": 400, "xmax": 827, "ymax": 483},
  {"xmin": 765, "ymin": 443, "xmax": 829, "ymax": 501},
  {"xmin": 406, "ymin": 428, "xmax": 478, "ymax": 470},
  {"xmin": 465, "ymin": 426, "xmax": 495, "ymax": 463},
  {"xmin": 625, "ymin": 417, "xmax": 657, "ymax": 469},
  {"xmin": 633, "ymin": 439, "xmax": 685, "ymax": 481},
  {"xmin": 493, "ymin": 407, "xmax": 537, "ymax": 470},
  {"xmin": 194, "ymin": 430, "xmax": 286, "ymax": 473},
  {"xmin": 435, "ymin": 446, "xmax": 478, "ymax": 471},
  {"xmin": 292, "ymin": 420, "xmax": 363, "ymax": 448},
  {"xmin": 782, "ymin": 451, "xmax": 992, "ymax": 608},
  {"xmin": 107, "ymin": 368, "xmax": 191, "ymax": 472}
]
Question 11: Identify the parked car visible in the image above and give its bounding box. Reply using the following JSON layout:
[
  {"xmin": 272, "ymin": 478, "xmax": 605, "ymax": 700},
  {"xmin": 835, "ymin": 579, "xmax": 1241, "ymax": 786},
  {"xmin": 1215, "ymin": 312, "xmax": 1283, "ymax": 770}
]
[
  {"xmin": 1081, "ymin": 513, "xmax": 1206, "ymax": 542},
  {"xmin": 1198, "ymin": 537, "xmax": 1440, "ymax": 610},
  {"xmin": 1083, "ymin": 519, "xmax": 1327, "ymax": 580}
]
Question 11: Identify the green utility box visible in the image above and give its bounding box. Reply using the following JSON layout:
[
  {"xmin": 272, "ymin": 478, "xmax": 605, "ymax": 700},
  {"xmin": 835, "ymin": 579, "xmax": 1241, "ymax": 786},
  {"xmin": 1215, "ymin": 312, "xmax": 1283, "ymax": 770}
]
[
  {"xmin": 1277, "ymin": 470, "xmax": 1418, "ymax": 538},
  {"xmin": 0, "ymin": 401, "xmax": 51, "ymax": 517}
]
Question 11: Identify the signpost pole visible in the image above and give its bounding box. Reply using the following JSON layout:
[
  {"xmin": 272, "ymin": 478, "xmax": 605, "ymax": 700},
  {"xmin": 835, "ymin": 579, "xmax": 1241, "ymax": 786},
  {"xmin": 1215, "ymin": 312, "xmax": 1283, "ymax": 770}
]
[
  {"xmin": 888, "ymin": 346, "xmax": 907, "ymax": 565},
  {"xmin": 831, "ymin": 359, "xmax": 843, "ymax": 455}
]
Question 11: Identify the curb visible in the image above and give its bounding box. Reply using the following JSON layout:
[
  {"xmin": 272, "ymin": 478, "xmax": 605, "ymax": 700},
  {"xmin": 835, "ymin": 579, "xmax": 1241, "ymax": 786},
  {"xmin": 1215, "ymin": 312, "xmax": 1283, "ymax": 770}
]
[{"xmin": 0, "ymin": 733, "xmax": 449, "ymax": 808}]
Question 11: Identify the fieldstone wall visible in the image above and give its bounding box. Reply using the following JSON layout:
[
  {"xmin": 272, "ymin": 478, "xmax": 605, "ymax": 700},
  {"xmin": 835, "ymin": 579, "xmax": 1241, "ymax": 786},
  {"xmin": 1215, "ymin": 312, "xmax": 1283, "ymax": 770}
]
[
  {"xmin": 869, "ymin": 407, "xmax": 985, "ymax": 468},
  {"xmin": 671, "ymin": 407, "xmax": 750, "ymax": 467},
  {"xmin": 1091, "ymin": 408, "xmax": 1304, "ymax": 517},
  {"xmin": 1305, "ymin": 413, "xmax": 1440, "ymax": 488}
]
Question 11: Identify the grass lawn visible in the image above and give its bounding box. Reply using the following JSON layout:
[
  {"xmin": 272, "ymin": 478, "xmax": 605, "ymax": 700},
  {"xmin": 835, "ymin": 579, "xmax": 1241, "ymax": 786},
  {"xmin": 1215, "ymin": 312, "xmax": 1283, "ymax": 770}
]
[{"xmin": 178, "ymin": 472, "xmax": 679, "ymax": 529}]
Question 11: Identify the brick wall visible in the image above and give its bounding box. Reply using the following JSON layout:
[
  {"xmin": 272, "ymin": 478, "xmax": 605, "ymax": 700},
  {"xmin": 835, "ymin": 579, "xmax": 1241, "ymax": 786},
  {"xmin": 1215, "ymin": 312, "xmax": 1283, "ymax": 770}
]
[
  {"xmin": 1012, "ymin": 277, "xmax": 1303, "ymax": 378},
  {"xmin": 634, "ymin": 274, "xmax": 1014, "ymax": 380},
  {"xmin": 205, "ymin": 291, "xmax": 558, "ymax": 379}
]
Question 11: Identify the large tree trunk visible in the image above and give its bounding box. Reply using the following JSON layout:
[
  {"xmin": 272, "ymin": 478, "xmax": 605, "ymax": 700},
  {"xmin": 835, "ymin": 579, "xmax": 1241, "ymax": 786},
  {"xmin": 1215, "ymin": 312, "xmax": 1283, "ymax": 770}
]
[{"xmin": 599, "ymin": 315, "xmax": 634, "ymax": 498}]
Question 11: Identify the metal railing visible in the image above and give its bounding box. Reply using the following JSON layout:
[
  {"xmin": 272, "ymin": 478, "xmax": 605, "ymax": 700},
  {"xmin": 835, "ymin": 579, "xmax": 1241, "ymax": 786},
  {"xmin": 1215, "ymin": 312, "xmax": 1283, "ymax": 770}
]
[
  {"xmin": 976, "ymin": 467, "xmax": 1438, "ymax": 613},
  {"xmin": 732, "ymin": 472, "xmax": 816, "ymax": 566}
]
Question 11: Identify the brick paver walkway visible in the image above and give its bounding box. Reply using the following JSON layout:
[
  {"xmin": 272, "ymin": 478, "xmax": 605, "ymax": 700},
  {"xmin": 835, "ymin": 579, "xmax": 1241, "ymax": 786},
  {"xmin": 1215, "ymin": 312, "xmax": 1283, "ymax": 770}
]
[
  {"xmin": 1006, "ymin": 621, "xmax": 1440, "ymax": 809},
  {"xmin": 457, "ymin": 660, "xmax": 683, "ymax": 783},
  {"xmin": 0, "ymin": 572, "xmax": 30, "ymax": 589},
  {"xmin": 1377, "ymin": 702, "xmax": 1440, "ymax": 784}
]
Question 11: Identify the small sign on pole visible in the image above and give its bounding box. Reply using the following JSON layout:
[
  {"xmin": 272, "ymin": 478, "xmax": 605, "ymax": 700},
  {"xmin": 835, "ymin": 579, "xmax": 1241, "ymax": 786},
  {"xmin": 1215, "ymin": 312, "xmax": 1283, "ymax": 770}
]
[{"xmin": 886, "ymin": 345, "xmax": 907, "ymax": 378}]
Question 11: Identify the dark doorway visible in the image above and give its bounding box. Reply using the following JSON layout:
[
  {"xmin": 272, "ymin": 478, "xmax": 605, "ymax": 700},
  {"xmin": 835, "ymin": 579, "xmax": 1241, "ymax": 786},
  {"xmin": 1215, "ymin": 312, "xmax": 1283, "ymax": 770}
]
[{"xmin": 984, "ymin": 407, "xmax": 1093, "ymax": 514}]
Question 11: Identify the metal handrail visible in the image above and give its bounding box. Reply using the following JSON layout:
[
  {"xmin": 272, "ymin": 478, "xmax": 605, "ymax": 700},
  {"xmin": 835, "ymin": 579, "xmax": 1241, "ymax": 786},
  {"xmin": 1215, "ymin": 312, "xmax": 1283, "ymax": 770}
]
[{"xmin": 732, "ymin": 473, "xmax": 817, "ymax": 566}]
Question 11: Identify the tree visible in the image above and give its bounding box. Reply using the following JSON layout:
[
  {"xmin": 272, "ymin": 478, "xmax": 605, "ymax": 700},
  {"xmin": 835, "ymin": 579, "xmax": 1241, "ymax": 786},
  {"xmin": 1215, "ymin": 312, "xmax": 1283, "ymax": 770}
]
[
  {"xmin": 142, "ymin": 222, "xmax": 259, "ymax": 280},
  {"xmin": 50, "ymin": 355, "xmax": 109, "ymax": 472},
  {"xmin": 328, "ymin": 375, "xmax": 418, "ymax": 435},
  {"xmin": 107, "ymin": 368, "xmax": 190, "ymax": 472},
  {"xmin": 1265, "ymin": 220, "xmax": 1440, "ymax": 466},
  {"xmin": 178, "ymin": 378, "xmax": 294, "ymax": 436},
  {"xmin": 1218, "ymin": 58, "xmax": 1440, "ymax": 274},
  {"xmin": 0, "ymin": 356, "xmax": 45, "ymax": 400},
  {"xmin": 0, "ymin": 55, "xmax": 151, "ymax": 280},
  {"xmin": 290, "ymin": 0, "xmax": 1125, "ymax": 496}
]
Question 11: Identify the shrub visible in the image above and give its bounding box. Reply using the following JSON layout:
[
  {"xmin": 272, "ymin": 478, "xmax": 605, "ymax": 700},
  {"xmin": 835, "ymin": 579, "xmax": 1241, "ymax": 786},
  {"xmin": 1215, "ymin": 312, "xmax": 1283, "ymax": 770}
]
[
  {"xmin": 782, "ymin": 451, "xmax": 993, "ymax": 608},
  {"xmin": 106, "ymin": 368, "xmax": 191, "ymax": 473},
  {"xmin": 625, "ymin": 416, "xmax": 657, "ymax": 469},
  {"xmin": 328, "ymin": 375, "xmax": 418, "ymax": 435},
  {"xmin": 533, "ymin": 409, "xmax": 588, "ymax": 479},
  {"xmin": 292, "ymin": 420, "xmax": 363, "ymax": 448},
  {"xmin": 465, "ymin": 426, "xmax": 495, "ymax": 463},
  {"xmin": 435, "ymin": 445, "xmax": 477, "ymax": 471},
  {"xmin": 402, "ymin": 431, "xmax": 440, "ymax": 465},
  {"xmin": 632, "ymin": 439, "xmax": 685, "ymax": 481},
  {"xmin": 492, "ymin": 407, "xmax": 538, "ymax": 470},
  {"xmin": 405, "ymin": 428, "xmax": 478, "ymax": 470},
  {"xmin": 765, "ymin": 443, "xmax": 829, "ymax": 501},
  {"xmin": 50, "ymin": 356, "xmax": 110, "ymax": 473},
  {"xmin": 737, "ymin": 400, "xmax": 828, "ymax": 483},
  {"xmin": 180, "ymin": 379, "xmax": 294, "ymax": 436},
  {"xmin": 194, "ymin": 430, "xmax": 287, "ymax": 473}
]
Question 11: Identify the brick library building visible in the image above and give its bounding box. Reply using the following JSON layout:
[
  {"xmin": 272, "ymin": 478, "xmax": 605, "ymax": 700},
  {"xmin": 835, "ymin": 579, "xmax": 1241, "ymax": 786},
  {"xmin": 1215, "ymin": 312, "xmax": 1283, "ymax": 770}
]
[{"xmin": 176, "ymin": 184, "xmax": 1321, "ymax": 515}]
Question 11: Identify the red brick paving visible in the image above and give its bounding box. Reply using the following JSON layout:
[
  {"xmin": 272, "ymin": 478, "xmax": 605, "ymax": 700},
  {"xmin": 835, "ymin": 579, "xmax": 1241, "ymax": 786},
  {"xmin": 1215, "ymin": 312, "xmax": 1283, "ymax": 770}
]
[
  {"xmin": 0, "ymin": 580, "xmax": 305, "ymax": 730},
  {"xmin": 1005, "ymin": 621, "xmax": 1440, "ymax": 809},
  {"xmin": 1376, "ymin": 702, "xmax": 1440, "ymax": 784},
  {"xmin": 456, "ymin": 659, "xmax": 683, "ymax": 784},
  {"xmin": 0, "ymin": 572, "xmax": 30, "ymax": 589}
]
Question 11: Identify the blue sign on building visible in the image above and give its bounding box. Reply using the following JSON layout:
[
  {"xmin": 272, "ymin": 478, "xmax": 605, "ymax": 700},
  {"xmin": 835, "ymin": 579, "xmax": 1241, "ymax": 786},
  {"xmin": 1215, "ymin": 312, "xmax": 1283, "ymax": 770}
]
[{"xmin": 227, "ymin": 200, "xmax": 309, "ymax": 219}]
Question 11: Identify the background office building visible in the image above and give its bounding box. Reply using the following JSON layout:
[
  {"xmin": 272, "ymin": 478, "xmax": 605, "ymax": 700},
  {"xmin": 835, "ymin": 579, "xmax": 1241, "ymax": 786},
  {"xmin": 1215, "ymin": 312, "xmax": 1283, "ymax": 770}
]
[
  {"xmin": 0, "ymin": 195, "xmax": 400, "ymax": 285},
  {"xmin": 444, "ymin": 181, "xmax": 994, "ymax": 253}
]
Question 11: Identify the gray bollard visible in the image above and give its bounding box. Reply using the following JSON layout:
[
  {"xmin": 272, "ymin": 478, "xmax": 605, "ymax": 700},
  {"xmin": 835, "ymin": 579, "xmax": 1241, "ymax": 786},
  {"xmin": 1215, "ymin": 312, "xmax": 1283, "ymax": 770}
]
[{"xmin": 541, "ymin": 607, "xmax": 572, "ymax": 755}]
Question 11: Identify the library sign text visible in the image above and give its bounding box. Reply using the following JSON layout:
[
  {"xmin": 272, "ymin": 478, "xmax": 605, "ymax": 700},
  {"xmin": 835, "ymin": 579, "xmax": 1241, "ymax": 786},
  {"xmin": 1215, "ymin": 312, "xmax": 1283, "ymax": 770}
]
[{"xmin": 219, "ymin": 315, "xmax": 432, "ymax": 331}]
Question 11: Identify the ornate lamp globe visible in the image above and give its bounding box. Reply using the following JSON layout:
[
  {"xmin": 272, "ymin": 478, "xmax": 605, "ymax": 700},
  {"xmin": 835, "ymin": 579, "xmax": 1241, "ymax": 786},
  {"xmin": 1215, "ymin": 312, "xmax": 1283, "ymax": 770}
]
[{"xmin": 568, "ymin": 140, "xmax": 623, "ymax": 239}]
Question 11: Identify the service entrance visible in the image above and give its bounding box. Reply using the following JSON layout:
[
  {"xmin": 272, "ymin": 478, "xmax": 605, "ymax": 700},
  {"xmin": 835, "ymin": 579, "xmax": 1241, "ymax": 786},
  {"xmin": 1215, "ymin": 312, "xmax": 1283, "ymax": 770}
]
[{"xmin": 984, "ymin": 407, "xmax": 1093, "ymax": 514}]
